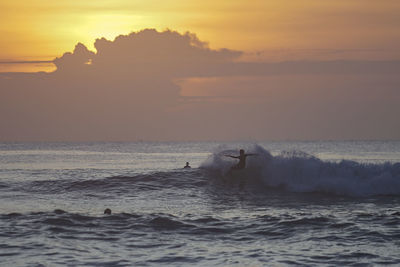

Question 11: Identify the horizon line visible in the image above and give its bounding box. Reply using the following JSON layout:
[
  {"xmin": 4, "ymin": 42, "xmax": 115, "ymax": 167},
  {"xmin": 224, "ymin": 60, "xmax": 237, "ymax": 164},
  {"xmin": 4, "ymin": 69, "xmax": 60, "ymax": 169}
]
[{"xmin": 0, "ymin": 60, "xmax": 54, "ymax": 64}]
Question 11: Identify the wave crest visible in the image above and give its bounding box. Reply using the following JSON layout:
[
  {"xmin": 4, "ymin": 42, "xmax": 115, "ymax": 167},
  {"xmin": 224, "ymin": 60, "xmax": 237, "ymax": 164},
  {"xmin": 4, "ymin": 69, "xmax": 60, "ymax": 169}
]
[{"xmin": 201, "ymin": 145, "xmax": 400, "ymax": 196}]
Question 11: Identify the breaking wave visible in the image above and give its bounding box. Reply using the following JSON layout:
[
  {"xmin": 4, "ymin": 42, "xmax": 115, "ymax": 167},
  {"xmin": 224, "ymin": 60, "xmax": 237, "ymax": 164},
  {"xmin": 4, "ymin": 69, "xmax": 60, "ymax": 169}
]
[
  {"xmin": 201, "ymin": 145, "xmax": 400, "ymax": 196},
  {"xmin": 8, "ymin": 144, "xmax": 400, "ymax": 198}
]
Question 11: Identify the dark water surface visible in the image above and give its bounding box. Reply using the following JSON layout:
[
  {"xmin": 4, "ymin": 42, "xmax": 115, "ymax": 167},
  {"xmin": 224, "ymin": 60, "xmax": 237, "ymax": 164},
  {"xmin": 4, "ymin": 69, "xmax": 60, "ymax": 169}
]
[{"xmin": 1, "ymin": 141, "xmax": 399, "ymax": 266}]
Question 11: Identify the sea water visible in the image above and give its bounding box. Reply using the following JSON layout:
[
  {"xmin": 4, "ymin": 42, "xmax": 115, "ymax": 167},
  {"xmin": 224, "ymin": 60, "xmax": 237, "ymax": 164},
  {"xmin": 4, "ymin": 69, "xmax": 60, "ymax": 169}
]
[{"xmin": 0, "ymin": 141, "xmax": 399, "ymax": 266}]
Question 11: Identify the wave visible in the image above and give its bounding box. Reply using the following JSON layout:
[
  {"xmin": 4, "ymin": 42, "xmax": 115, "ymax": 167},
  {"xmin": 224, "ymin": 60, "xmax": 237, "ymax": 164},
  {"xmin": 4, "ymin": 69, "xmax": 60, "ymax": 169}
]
[
  {"xmin": 9, "ymin": 144, "xmax": 400, "ymax": 197},
  {"xmin": 19, "ymin": 169, "xmax": 203, "ymax": 195},
  {"xmin": 0, "ymin": 210, "xmax": 236, "ymax": 238},
  {"xmin": 200, "ymin": 145, "xmax": 400, "ymax": 197},
  {"xmin": 1, "ymin": 209, "xmax": 397, "ymax": 240}
]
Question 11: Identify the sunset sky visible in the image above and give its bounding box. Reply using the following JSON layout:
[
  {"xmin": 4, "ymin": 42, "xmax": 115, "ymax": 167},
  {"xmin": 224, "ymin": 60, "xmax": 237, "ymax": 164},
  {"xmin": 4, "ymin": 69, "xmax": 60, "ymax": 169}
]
[
  {"xmin": 0, "ymin": 0, "xmax": 399, "ymax": 141},
  {"xmin": 2, "ymin": 0, "xmax": 400, "ymax": 68}
]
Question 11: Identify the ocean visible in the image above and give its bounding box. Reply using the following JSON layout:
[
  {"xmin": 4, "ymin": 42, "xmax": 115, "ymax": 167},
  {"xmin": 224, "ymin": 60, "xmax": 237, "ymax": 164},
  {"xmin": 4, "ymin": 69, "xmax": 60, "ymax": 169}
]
[{"xmin": 0, "ymin": 141, "xmax": 399, "ymax": 266}]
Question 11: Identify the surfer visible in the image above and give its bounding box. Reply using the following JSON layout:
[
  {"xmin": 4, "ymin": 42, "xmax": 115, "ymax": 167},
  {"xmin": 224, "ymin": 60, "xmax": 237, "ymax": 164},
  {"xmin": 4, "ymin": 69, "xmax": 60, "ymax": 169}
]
[
  {"xmin": 225, "ymin": 149, "xmax": 257, "ymax": 170},
  {"xmin": 183, "ymin": 162, "xmax": 191, "ymax": 169}
]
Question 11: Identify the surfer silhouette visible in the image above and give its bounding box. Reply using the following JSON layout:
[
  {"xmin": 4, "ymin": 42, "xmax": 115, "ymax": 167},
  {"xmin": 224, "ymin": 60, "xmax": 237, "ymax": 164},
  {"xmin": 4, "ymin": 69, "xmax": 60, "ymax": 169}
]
[
  {"xmin": 225, "ymin": 149, "xmax": 257, "ymax": 170},
  {"xmin": 183, "ymin": 162, "xmax": 191, "ymax": 169}
]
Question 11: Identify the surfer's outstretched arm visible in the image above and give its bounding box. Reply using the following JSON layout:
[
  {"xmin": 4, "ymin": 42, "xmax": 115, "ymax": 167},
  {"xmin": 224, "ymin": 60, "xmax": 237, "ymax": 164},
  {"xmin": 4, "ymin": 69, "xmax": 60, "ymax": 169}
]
[{"xmin": 225, "ymin": 155, "xmax": 239, "ymax": 159}]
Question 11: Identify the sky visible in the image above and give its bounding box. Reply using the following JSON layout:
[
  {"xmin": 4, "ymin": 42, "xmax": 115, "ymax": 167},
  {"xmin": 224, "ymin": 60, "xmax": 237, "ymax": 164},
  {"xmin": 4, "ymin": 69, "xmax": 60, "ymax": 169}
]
[{"xmin": 0, "ymin": 0, "xmax": 399, "ymax": 141}]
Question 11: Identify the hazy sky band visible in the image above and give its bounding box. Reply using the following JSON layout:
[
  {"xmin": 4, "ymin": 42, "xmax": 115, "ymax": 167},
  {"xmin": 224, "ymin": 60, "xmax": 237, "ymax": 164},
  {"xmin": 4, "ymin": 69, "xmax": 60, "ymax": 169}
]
[{"xmin": 1, "ymin": 29, "xmax": 399, "ymax": 141}]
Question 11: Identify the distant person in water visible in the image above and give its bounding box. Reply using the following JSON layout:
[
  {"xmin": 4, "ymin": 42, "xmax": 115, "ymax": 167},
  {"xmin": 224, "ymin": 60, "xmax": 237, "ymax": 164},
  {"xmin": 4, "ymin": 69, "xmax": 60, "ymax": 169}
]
[
  {"xmin": 225, "ymin": 149, "xmax": 257, "ymax": 170},
  {"xmin": 104, "ymin": 208, "xmax": 111, "ymax": 215},
  {"xmin": 183, "ymin": 162, "xmax": 191, "ymax": 169}
]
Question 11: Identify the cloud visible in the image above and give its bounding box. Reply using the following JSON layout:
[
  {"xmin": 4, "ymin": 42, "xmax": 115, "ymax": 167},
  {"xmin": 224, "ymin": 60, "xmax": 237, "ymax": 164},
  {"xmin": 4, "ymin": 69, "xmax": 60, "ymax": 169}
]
[
  {"xmin": 0, "ymin": 29, "xmax": 400, "ymax": 141},
  {"xmin": 52, "ymin": 29, "xmax": 242, "ymax": 77},
  {"xmin": 53, "ymin": 43, "xmax": 95, "ymax": 71},
  {"xmin": 0, "ymin": 29, "xmax": 243, "ymax": 141},
  {"xmin": 50, "ymin": 30, "xmax": 400, "ymax": 77}
]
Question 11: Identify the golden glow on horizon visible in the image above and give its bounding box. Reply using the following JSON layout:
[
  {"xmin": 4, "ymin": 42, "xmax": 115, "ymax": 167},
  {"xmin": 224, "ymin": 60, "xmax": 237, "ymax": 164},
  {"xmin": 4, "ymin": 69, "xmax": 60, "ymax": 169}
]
[{"xmin": 1, "ymin": 0, "xmax": 400, "ymax": 72}]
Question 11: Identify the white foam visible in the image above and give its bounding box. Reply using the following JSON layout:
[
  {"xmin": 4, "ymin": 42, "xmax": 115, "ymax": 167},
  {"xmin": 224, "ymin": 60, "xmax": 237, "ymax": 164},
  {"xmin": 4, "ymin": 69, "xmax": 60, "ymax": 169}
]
[{"xmin": 201, "ymin": 145, "xmax": 400, "ymax": 196}]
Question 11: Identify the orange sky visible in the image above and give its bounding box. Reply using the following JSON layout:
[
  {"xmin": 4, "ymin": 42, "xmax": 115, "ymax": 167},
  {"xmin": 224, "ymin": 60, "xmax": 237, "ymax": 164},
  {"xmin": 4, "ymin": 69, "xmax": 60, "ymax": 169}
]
[
  {"xmin": 1, "ymin": 0, "xmax": 400, "ymax": 72},
  {"xmin": 0, "ymin": 1, "xmax": 399, "ymax": 141}
]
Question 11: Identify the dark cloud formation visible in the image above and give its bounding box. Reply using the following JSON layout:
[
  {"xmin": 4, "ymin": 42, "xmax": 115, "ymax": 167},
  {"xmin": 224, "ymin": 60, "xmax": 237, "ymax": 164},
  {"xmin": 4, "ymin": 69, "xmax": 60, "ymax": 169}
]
[
  {"xmin": 0, "ymin": 29, "xmax": 399, "ymax": 141},
  {"xmin": 53, "ymin": 43, "xmax": 95, "ymax": 71},
  {"xmin": 0, "ymin": 29, "xmax": 243, "ymax": 141},
  {"xmin": 53, "ymin": 29, "xmax": 242, "ymax": 77}
]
